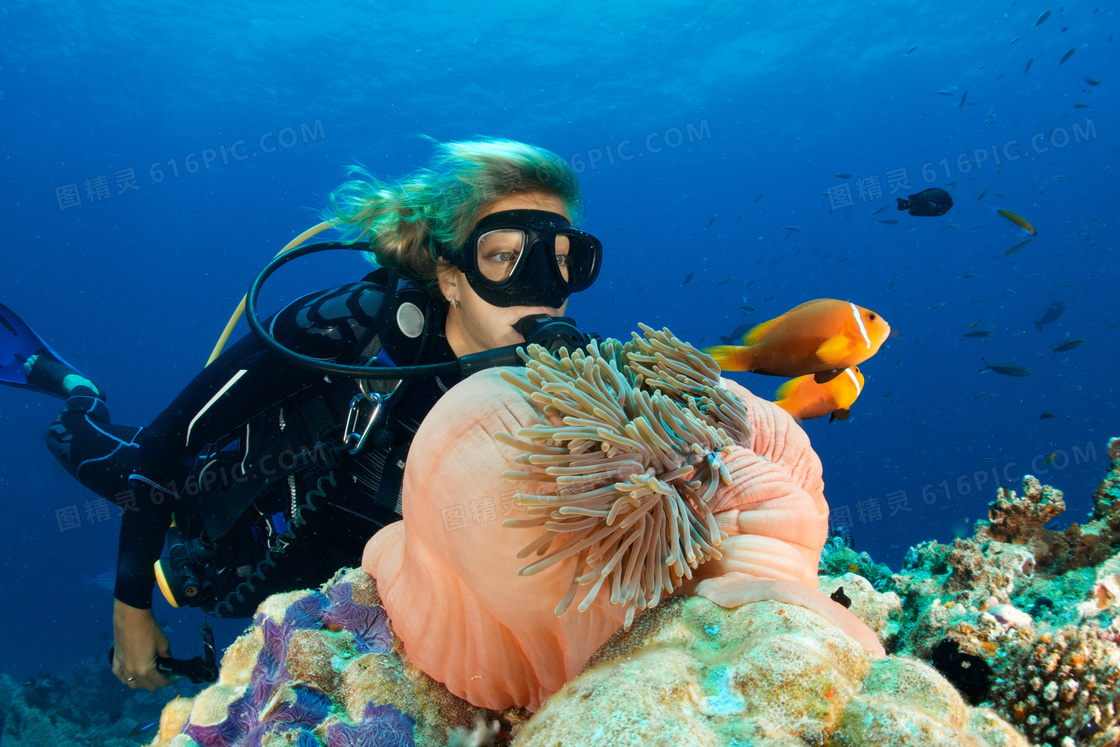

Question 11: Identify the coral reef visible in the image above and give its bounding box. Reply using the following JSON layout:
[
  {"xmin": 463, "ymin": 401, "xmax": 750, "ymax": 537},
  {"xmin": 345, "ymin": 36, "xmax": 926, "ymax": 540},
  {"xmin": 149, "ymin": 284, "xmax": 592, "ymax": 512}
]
[
  {"xmin": 518, "ymin": 594, "xmax": 1025, "ymax": 746},
  {"xmin": 144, "ymin": 568, "xmax": 522, "ymax": 747},
  {"xmin": 869, "ymin": 436, "xmax": 1120, "ymax": 746}
]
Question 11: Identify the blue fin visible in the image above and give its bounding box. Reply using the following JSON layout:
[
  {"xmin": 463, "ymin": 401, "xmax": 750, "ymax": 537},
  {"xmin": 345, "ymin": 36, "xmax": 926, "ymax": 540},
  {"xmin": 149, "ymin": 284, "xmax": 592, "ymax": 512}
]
[{"xmin": 0, "ymin": 302, "xmax": 86, "ymax": 397}]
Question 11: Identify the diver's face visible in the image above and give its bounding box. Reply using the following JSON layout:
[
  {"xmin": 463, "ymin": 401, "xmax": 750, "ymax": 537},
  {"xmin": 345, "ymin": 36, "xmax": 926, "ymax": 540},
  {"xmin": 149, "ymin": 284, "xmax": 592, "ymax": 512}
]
[{"xmin": 440, "ymin": 191, "xmax": 571, "ymax": 357}]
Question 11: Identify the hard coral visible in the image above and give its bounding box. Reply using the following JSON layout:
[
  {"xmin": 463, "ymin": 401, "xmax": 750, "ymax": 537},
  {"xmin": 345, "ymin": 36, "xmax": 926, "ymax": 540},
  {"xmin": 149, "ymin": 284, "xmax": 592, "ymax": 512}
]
[{"xmin": 517, "ymin": 595, "xmax": 1025, "ymax": 747}]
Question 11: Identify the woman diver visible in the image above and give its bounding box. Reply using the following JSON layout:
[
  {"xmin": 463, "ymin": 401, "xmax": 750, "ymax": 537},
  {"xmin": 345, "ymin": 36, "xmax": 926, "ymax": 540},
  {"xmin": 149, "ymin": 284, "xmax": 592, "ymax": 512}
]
[{"xmin": 0, "ymin": 139, "xmax": 603, "ymax": 690}]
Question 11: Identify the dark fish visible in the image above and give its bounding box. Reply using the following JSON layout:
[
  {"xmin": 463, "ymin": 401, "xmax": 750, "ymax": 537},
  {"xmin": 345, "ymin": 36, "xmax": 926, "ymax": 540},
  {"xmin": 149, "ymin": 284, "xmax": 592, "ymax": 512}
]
[
  {"xmin": 1039, "ymin": 412, "xmax": 1057, "ymax": 419},
  {"xmin": 108, "ymin": 710, "xmax": 123, "ymax": 724},
  {"xmin": 976, "ymin": 189, "xmax": 987, "ymax": 202},
  {"xmin": 906, "ymin": 45, "xmax": 918, "ymax": 55},
  {"xmin": 682, "ymin": 271, "xmax": 695, "ymax": 287},
  {"xmin": 931, "ymin": 640, "xmax": 992, "ymax": 706},
  {"xmin": 959, "ymin": 89, "xmax": 969, "ymax": 109},
  {"xmin": 830, "ymin": 586, "xmax": 852, "ymax": 608},
  {"xmin": 961, "ymin": 271, "xmax": 977, "ymax": 279},
  {"xmin": 1003, "ymin": 238, "xmax": 1034, "ymax": 256},
  {"xmin": 835, "ymin": 173, "xmax": 853, "ymax": 179},
  {"xmin": 1025, "ymin": 57, "xmax": 1035, "ymax": 73},
  {"xmin": 706, "ymin": 216, "xmax": 718, "ymax": 229},
  {"xmin": 1034, "ymin": 301, "xmax": 1065, "ymax": 330},
  {"xmin": 1059, "ymin": 47, "xmax": 1077, "ymax": 64},
  {"xmin": 929, "ymin": 302, "xmax": 946, "ymax": 310},
  {"xmin": 878, "ymin": 219, "xmax": 900, "ymax": 224},
  {"xmin": 1035, "ymin": 9, "xmax": 1051, "ymax": 25},
  {"xmin": 963, "ymin": 330, "xmax": 994, "ymax": 338},
  {"xmin": 129, "ymin": 722, "xmax": 158, "ymax": 737},
  {"xmin": 753, "ymin": 194, "xmax": 763, "ymax": 203},
  {"xmin": 717, "ymin": 277, "xmax": 733, "ymax": 285},
  {"xmin": 1085, "ymin": 75, "xmax": 1101, "ymax": 85},
  {"xmin": 980, "ymin": 359, "xmax": 1031, "ymax": 376},
  {"xmin": 739, "ymin": 304, "xmax": 757, "ymax": 313},
  {"xmin": 1052, "ymin": 338, "xmax": 1085, "ymax": 352},
  {"xmin": 898, "ymin": 188, "xmax": 953, "ymax": 217},
  {"xmin": 872, "ymin": 204, "xmax": 890, "ymax": 215},
  {"xmin": 936, "ymin": 90, "xmax": 955, "ymax": 95},
  {"xmin": 729, "ymin": 322, "xmax": 753, "ymax": 340},
  {"xmin": 1074, "ymin": 103, "xmax": 1092, "ymax": 109}
]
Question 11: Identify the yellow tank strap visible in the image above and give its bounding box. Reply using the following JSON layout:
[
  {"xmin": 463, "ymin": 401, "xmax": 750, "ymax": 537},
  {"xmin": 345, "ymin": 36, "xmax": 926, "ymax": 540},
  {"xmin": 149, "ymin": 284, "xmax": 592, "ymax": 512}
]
[{"xmin": 206, "ymin": 221, "xmax": 335, "ymax": 367}]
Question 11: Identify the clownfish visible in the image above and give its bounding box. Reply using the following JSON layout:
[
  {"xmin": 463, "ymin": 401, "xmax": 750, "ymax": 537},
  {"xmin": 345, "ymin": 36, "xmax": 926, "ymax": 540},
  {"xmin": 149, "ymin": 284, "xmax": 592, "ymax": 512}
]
[
  {"xmin": 704, "ymin": 299, "xmax": 891, "ymax": 379},
  {"xmin": 774, "ymin": 366, "xmax": 865, "ymax": 422}
]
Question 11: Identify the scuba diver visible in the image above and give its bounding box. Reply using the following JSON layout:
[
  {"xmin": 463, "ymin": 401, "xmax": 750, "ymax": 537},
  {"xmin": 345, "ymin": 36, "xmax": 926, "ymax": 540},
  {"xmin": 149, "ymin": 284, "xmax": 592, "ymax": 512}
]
[{"xmin": 0, "ymin": 139, "xmax": 603, "ymax": 690}]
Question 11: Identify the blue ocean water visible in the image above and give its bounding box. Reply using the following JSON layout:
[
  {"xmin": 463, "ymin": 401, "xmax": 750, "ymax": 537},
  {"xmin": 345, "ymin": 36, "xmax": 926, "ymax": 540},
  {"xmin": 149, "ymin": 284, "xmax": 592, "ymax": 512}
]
[{"xmin": 0, "ymin": 0, "xmax": 1115, "ymax": 691}]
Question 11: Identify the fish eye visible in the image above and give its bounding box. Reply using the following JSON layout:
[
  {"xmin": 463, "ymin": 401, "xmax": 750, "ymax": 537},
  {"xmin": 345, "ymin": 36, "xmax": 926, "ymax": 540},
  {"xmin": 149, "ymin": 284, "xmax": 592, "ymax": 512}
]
[{"xmin": 868, "ymin": 313, "xmax": 877, "ymax": 320}]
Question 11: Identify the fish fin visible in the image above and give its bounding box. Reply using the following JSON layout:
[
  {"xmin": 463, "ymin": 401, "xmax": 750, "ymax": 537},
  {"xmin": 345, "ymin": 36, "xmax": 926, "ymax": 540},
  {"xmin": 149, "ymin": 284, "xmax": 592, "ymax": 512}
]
[
  {"xmin": 704, "ymin": 345, "xmax": 751, "ymax": 372},
  {"xmin": 814, "ymin": 369, "xmax": 842, "ymax": 384},
  {"xmin": 829, "ymin": 408, "xmax": 851, "ymax": 423},
  {"xmin": 742, "ymin": 318, "xmax": 779, "ymax": 345},
  {"xmin": 774, "ymin": 377, "xmax": 801, "ymax": 402},
  {"xmin": 815, "ymin": 335, "xmax": 851, "ymax": 367}
]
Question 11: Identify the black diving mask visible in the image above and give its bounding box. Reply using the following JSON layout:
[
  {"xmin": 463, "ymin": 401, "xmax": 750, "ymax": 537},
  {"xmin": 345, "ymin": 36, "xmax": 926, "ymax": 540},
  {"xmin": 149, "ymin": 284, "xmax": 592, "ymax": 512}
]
[{"xmin": 441, "ymin": 209, "xmax": 602, "ymax": 308}]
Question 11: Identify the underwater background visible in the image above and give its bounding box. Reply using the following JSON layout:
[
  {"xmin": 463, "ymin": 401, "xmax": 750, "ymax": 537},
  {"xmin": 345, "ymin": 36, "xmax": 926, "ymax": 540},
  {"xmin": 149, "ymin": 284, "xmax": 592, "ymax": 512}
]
[{"xmin": 0, "ymin": 0, "xmax": 1115, "ymax": 702}]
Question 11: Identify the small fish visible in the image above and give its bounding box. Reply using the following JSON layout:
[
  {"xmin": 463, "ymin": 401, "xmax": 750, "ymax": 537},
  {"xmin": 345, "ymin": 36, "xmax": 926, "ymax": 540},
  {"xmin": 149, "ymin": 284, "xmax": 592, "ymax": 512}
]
[
  {"xmin": 717, "ymin": 277, "xmax": 733, "ymax": 285},
  {"xmin": 936, "ymin": 90, "xmax": 956, "ymax": 96},
  {"xmin": 980, "ymin": 359, "xmax": 1031, "ymax": 377},
  {"xmin": 739, "ymin": 305, "xmax": 758, "ymax": 313},
  {"xmin": 898, "ymin": 188, "xmax": 953, "ymax": 216},
  {"xmin": 1051, "ymin": 338, "xmax": 1085, "ymax": 353},
  {"xmin": 1059, "ymin": 47, "xmax": 1077, "ymax": 64},
  {"xmin": 774, "ymin": 366, "xmax": 866, "ymax": 422},
  {"xmin": 1034, "ymin": 300, "xmax": 1065, "ymax": 330},
  {"xmin": 963, "ymin": 330, "xmax": 994, "ymax": 338},
  {"xmin": 945, "ymin": 179, "xmax": 959, "ymax": 186},
  {"xmin": 1039, "ymin": 412, "xmax": 1057, "ymax": 419},
  {"xmin": 1042, "ymin": 453, "xmax": 1058, "ymax": 465},
  {"xmin": 878, "ymin": 219, "xmax": 900, "ymax": 224},
  {"xmin": 706, "ymin": 215, "xmax": 718, "ymax": 229},
  {"xmin": 729, "ymin": 322, "xmax": 753, "ymax": 340},
  {"xmin": 704, "ymin": 299, "xmax": 891, "ymax": 378},
  {"xmin": 835, "ymin": 173, "xmax": 853, "ymax": 179},
  {"xmin": 784, "ymin": 226, "xmax": 804, "ymax": 238},
  {"xmin": 906, "ymin": 45, "xmax": 918, "ymax": 55},
  {"xmin": 977, "ymin": 189, "xmax": 987, "ymax": 202},
  {"xmin": 1025, "ymin": 57, "xmax": 1035, "ymax": 73},
  {"xmin": 830, "ymin": 586, "xmax": 852, "ymax": 607},
  {"xmin": 959, "ymin": 89, "xmax": 969, "ymax": 109},
  {"xmin": 961, "ymin": 271, "xmax": 977, "ymax": 279},
  {"xmin": 753, "ymin": 194, "xmax": 763, "ymax": 203},
  {"xmin": 83, "ymin": 570, "xmax": 115, "ymax": 593},
  {"xmin": 1085, "ymin": 75, "xmax": 1102, "ymax": 85},
  {"xmin": 682, "ymin": 271, "xmax": 695, "ymax": 287},
  {"xmin": 872, "ymin": 204, "xmax": 890, "ymax": 215},
  {"xmin": 1003, "ymin": 238, "xmax": 1035, "ymax": 256},
  {"xmin": 929, "ymin": 302, "xmax": 946, "ymax": 310},
  {"xmin": 1074, "ymin": 103, "xmax": 1092, "ymax": 109},
  {"xmin": 997, "ymin": 208, "xmax": 1037, "ymax": 235},
  {"xmin": 1010, "ymin": 36, "xmax": 1019, "ymax": 45},
  {"xmin": 1035, "ymin": 9, "xmax": 1051, "ymax": 26},
  {"xmin": 129, "ymin": 722, "xmax": 158, "ymax": 737}
]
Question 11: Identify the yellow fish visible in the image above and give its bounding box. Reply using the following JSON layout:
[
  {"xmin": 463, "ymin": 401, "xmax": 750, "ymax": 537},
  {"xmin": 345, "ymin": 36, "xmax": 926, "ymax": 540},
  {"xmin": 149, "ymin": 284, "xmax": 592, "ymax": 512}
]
[
  {"xmin": 996, "ymin": 208, "xmax": 1037, "ymax": 235},
  {"xmin": 774, "ymin": 366, "xmax": 865, "ymax": 422},
  {"xmin": 705, "ymin": 299, "xmax": 891, "ymax": 379}
]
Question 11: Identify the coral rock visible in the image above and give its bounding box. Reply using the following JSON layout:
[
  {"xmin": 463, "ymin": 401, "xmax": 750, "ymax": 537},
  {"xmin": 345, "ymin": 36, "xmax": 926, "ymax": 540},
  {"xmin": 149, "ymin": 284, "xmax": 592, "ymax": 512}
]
[{"xmin": 516, "ymin": 595, "xmax": 1024, "ymax": 747}]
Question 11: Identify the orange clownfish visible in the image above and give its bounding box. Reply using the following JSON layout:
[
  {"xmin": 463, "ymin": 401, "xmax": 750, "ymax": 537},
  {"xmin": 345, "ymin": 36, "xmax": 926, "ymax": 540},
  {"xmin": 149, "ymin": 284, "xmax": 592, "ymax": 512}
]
[
  {"xmin": 704, "ymin": 299, "xmax": 891, "ymax": 379},
  {"xmin": 774, "ymin": 366, "xmax": 865, "ymax": 422}
]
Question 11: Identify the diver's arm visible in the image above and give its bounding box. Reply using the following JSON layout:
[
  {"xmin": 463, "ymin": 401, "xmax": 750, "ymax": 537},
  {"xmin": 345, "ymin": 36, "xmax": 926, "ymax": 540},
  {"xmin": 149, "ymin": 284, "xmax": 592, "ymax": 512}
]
[{"xmin": 113, "ymin": 278, "xmax": 392, "ymax": 608}]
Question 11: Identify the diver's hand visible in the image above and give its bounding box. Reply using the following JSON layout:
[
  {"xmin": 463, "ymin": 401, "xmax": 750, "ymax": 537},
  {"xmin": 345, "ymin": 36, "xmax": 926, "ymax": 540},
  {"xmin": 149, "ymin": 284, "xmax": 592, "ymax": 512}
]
[{"xmin": 112, "ymin": 599, "xmax": 173, "ymax": 690}]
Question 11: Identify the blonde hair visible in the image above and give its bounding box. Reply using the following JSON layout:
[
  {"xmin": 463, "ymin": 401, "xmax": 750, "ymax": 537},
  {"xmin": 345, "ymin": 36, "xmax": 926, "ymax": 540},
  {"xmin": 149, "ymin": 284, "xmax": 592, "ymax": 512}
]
[{"xmin": 327, "ymin": 138, "xmax": 584, "ymax": 297}]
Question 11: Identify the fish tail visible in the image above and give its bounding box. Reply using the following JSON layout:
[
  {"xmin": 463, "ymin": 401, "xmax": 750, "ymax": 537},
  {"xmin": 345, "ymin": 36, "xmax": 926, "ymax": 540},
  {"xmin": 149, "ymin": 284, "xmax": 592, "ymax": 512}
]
[{"xmin": 705, "ymin": 345, "xmax": 754, "ymax": 372}]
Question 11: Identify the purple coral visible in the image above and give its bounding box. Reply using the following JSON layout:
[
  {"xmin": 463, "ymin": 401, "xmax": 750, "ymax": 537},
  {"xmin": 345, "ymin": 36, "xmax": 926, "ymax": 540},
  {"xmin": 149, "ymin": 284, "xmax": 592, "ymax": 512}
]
[
  {"xmin": 326, "ymin": 703, "xmax": 416, "ymax": 747},
  {"xmin": 182, "ymin": 582, "xmax": 406, "ymax": 746}
]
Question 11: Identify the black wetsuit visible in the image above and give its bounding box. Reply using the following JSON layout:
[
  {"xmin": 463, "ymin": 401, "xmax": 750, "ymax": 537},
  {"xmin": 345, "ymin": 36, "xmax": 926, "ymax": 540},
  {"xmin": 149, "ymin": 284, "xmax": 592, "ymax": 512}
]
[{"xmin": 48, "ymin": 270, "xmax": 461, "ymax": 614}]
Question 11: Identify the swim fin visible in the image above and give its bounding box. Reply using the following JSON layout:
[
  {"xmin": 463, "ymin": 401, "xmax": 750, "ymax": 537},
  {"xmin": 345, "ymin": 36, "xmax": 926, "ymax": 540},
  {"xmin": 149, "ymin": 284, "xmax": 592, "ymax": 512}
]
[{"xmin": 0, "ymin": 301, "xmax": 96, "ymax": 398}]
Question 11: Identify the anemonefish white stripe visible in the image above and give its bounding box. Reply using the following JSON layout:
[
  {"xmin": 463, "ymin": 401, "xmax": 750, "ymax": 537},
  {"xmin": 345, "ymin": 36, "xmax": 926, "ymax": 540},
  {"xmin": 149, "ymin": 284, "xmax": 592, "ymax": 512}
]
[
  {"xmin": 843, "ymin": 367, "xmax": 862, "ymax": 396},
  {"xmin": 186, "ymin": 369, "xmax": 248, "ymax": 446},
  {"xmin": 849, "ymin": 302, "xmax": 871, "ymax": 349}
]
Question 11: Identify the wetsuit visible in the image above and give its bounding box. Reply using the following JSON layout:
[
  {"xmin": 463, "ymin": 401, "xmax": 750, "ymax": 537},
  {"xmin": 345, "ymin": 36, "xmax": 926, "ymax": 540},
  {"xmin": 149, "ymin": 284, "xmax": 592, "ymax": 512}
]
[{"xmin": 48, "ymin": 269, "xmax": 461, "ymax": 614}]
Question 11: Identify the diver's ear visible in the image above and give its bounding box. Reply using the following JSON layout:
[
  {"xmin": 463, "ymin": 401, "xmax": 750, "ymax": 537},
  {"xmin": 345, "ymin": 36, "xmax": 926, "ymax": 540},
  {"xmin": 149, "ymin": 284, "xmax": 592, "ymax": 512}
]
[{"xmin": 436, "ymin": 260, "xmax": 461, "ymax": 305}]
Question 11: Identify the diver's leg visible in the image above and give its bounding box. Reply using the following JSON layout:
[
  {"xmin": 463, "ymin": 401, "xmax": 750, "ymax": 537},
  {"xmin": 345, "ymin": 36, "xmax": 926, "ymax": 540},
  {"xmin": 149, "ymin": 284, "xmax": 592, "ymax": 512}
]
[{"xmin": 20, "ymin": 351, "xmax": 143, "ymax": 500}]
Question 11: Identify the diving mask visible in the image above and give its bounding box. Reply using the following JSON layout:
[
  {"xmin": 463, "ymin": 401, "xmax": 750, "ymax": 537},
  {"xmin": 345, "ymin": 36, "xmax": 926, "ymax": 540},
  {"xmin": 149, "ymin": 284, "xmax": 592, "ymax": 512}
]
[{"xmin": 441, "ymin": 209, "xmax": 602, "ymax": 308}]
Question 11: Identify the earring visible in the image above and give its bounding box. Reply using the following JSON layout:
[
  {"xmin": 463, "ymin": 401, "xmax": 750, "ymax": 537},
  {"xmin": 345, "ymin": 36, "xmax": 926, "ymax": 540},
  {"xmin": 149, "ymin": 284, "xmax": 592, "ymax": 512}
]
[{"xmin": 447, "ymin": 297, "xmax": 460, "ymax": 308}]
